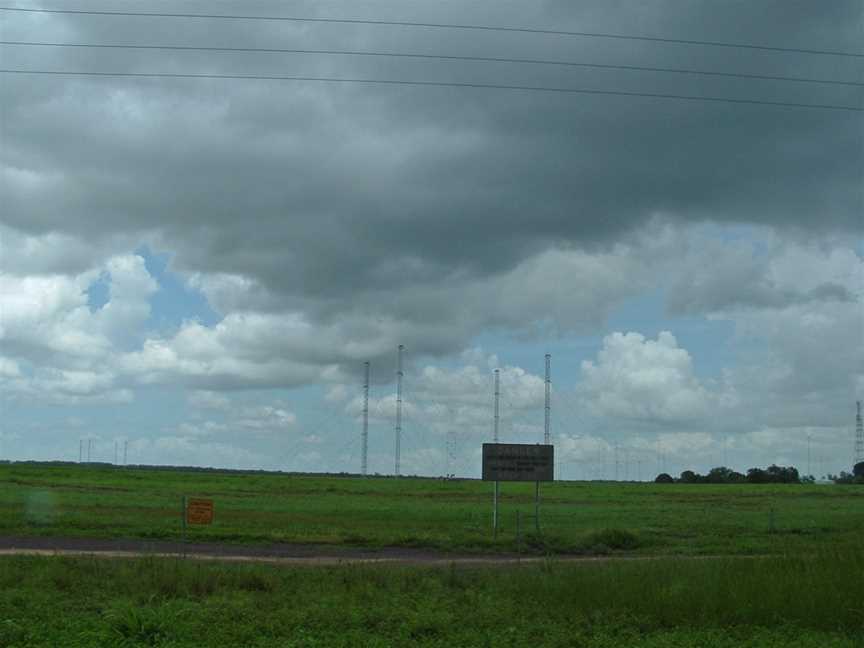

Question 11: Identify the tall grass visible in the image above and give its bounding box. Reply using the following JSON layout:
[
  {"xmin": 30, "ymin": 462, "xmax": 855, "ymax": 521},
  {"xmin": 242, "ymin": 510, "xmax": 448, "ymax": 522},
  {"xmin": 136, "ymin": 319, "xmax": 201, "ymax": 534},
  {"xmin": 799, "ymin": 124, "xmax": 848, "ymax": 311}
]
[{"xmin": 0, "ymin": 550, "xmax": 861, "ymax": 646}]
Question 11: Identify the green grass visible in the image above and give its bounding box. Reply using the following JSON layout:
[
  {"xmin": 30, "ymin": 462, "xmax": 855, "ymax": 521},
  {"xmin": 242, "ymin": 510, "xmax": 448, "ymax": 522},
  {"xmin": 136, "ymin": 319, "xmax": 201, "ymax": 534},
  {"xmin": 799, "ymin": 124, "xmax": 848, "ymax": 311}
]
[
  {"xmin": 0, "ymin": 550, "xmax": 861, "ymax": 647},
  {"xmin": 1, "ymin": 463, "xmax": 862, "ymax": 555}
]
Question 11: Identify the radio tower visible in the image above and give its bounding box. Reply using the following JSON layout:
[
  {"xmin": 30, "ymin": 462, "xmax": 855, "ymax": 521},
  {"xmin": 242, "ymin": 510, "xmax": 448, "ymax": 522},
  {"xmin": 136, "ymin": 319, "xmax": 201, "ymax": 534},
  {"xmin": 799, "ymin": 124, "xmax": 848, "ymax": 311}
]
[
  {"xmin": 395, "ymin": 345, "xmax": 404, "ymax": 477},
  {"xmin": 492, "ymin": 368, "xmax": 501, "ymax": 532},
  {"xmin": 493, "ymin": 369, "xmax": 500, "ymax": 442},
  {"xmin": 361, "ymin": 361, "xmax": 370, "ymax": 476},
  {"xmin": 855, "ymin": 400, "xmax": 863, "ymax": 464},
  {"xmin": 544, "ymin": 354, "xmax": 551, "ymax": 445}
]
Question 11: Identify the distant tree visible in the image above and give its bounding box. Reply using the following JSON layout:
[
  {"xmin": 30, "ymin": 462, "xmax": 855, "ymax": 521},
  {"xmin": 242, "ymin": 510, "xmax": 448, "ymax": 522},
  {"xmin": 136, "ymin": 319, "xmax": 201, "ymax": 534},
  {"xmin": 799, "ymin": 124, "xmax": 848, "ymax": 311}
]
[
  {"xmin": 765, "ymin": 464, "xmax": 800, "ymax": 484},
  {"xmin": 744, "ymin": 465, "xmax": 800, "ymax": 484},
  {"xmin": 655, "ymin": 473, "xmax": 674, "ymax": 484},
  {"xmin": 706, "ymin": 467, "xmax": 736, "ymax": 483},
  {"xmin": 832, "ymin": 467, "xmax": 864, "ymax": 485},
  {"xmin": 746, "ymin": 468, "xmax": 767, "ymax": 484},
  {"xmin": 672, "ymin": 467, "xmax": 747, "ymax": 484},
  {"xmin": 679, "ymin": 470, "xmax": 698, "ymax": 484},
  {"xmin": 703, "ymin": 467, "xmax": 738, "ymax": 483}
]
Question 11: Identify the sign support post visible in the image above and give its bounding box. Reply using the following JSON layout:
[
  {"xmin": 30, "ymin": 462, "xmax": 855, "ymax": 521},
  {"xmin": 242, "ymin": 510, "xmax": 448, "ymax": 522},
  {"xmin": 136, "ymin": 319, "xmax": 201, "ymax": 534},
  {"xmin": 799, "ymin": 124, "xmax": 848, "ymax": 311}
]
[
  {"xmin": 493, "ymin": 481, "xmax": 499, "ymax": 538},
  {"xmin": 516, "ymin": 510, "xmax": 522, "ymax": 555},
  {"xmin": 534, "ymin": 481, "xmax": 540, "ymax": 532},
  {"xmin": 180, "ymin": 496, "xmax": 215, "ymax": 556}
]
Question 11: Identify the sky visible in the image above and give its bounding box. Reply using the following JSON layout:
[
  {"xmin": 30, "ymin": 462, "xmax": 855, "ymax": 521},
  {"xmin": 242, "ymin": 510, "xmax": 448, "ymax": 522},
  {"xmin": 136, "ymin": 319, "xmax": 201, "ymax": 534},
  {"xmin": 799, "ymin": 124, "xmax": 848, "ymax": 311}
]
[{"xmin": 1, "ymin": 0, "xmax": 862, "ymax": 480}]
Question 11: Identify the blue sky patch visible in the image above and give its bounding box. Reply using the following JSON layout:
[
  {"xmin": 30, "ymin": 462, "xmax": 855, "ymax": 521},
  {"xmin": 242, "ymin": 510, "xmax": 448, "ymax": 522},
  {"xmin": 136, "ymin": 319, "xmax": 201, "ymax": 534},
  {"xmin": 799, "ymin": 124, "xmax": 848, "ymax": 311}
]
[{"xmin": 138, "ymin": 246, "xmax": 221, "ymax": 333}]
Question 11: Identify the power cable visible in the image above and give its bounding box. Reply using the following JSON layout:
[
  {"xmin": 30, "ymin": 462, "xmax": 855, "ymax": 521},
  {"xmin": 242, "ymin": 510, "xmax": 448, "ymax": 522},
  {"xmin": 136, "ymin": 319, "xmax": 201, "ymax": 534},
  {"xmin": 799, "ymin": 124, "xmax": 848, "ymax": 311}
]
[
  {"xmin": 4, "ymin": 70, "xmax": 859, "ymax": 112},
  {"xmin": 2, "ymin": 7, "xmax": 862, "ymax": 58},
  {"xmin": 3, "ymin": 41, "xmax": 859, "ymax": 87}
]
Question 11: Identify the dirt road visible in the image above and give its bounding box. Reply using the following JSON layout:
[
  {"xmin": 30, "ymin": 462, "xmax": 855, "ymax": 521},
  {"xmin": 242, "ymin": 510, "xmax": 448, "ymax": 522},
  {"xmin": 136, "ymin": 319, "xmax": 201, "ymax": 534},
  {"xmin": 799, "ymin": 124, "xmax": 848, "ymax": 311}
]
[{"xmin": 0, "ymin": 535, "xmax": 634, "ymax": 567}]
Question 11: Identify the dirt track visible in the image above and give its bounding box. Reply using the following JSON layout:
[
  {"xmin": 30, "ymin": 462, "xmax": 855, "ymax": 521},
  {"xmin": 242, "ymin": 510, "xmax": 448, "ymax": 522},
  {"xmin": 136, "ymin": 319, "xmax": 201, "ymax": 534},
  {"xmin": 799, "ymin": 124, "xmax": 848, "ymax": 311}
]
[{"xmin": 0, "ymin": 535, "xmax": 639, "ymax": 567}]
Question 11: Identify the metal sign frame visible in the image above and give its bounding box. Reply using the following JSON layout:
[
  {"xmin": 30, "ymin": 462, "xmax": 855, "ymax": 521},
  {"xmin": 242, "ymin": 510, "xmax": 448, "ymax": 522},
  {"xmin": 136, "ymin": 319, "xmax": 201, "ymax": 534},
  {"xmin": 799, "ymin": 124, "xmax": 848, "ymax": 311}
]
[
  {"xmin": 482, "ymin": 443, "xmax": 554, "ymax": 482},
  {"xmin": 481, "ymin": 444, "xmax": 554, "ymax": 538}
]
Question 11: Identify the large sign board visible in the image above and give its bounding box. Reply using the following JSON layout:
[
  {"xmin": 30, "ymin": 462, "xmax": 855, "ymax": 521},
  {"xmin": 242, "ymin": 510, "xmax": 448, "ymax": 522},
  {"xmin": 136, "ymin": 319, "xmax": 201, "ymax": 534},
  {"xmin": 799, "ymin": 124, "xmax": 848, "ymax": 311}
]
[
  {"xmin": 186, "ymin": 498, "xmax": 215, "ymax": 525},
  {"xmin": 482, "ymin": 443, "xmax": 554, "ymax": 482}
]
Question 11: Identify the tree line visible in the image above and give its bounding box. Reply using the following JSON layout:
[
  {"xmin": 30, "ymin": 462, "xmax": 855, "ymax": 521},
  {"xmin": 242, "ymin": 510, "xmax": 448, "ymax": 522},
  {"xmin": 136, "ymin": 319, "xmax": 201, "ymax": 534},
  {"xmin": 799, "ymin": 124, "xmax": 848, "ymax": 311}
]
[{"xmin": 654, "ymin": 462, "xmax": 864, "ymax": 485}]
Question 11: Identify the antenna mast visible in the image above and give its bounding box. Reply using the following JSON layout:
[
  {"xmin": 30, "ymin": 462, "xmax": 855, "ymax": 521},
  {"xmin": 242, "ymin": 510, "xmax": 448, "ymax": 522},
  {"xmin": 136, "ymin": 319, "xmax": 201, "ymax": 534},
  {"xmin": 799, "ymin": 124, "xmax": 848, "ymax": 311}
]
[
  {"xmin": 492, "ymin": 368, "xmax": 501, "ymax": 534},
  {"xmin": 395, "ymin": 345, "xmax": 403, "ymax": 476},
  {"xmin": 856, "ymin": 400, "xmax": 863, "ymax": 464},
  {"xmin": 493, "ymin": 369, "xmax": 500, "ymax": 442},
  {"xmin": 362, "ymin": 361, "xmax": 370, "ymax": 476},
  {"xmin": 544, "ymin": 353, "xmax": 551, "ymax": 445}
]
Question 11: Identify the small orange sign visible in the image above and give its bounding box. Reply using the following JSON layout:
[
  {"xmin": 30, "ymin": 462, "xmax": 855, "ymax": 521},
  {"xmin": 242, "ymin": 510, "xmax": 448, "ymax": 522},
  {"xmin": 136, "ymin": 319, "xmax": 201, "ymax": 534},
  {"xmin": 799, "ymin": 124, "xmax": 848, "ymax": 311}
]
[{"xmin": 186, "ymin": 498, "xmax": 214, "ymax": 525}]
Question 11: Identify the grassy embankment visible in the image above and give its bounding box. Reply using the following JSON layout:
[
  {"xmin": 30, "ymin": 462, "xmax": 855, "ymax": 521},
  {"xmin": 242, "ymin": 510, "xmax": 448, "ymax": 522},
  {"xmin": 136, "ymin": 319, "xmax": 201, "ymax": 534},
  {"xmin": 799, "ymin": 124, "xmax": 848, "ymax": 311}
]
[
  {"xmin": 1, "ymin": 463, "xmax": 861, "ymax": 555},
  {"xmin": 0, "ymin": 550, "xmax": 862, "ymax": 647}
]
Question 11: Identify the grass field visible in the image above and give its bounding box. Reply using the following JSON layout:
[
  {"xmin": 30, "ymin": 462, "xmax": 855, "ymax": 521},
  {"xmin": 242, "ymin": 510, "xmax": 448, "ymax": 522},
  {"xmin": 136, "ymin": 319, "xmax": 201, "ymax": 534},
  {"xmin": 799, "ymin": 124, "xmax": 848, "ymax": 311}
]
[
  {"xmin": 2, "ymin": 463, "xmax": 863, "ymax": 647},
  {"xmin": 1, "ymin": 550, "xmax": 862, "ymax": 647},
  {"xmin": 1, "ymin": 463, "xmax": 861, "ymax": 555}
]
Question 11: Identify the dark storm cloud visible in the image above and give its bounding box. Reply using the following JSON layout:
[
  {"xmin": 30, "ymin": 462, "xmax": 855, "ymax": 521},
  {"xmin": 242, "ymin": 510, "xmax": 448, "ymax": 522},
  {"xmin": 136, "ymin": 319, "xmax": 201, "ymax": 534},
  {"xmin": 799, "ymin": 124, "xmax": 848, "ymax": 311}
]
[
  {"xmin": 669, "ymin": 276, "xmax": 854, "ymax": 314},
  {"xmin": 1, "ymin": 0, "xmax": 861, "ymax": 318}
]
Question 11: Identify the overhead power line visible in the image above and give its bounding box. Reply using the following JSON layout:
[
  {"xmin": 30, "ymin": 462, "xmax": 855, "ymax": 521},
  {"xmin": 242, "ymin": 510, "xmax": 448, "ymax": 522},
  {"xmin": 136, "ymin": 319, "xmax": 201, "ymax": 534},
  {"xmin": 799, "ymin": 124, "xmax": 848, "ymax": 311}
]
[
  {"xmin": 2, "ymin": 7, "xmax": 862, "ymax": 58},
  {"xmin": 3, "ymin": 69, "xmax": 859, "ymax": 112},
  {"xmin": 4, "ymin": 41, "xmax": 860, "ymax": 87}
]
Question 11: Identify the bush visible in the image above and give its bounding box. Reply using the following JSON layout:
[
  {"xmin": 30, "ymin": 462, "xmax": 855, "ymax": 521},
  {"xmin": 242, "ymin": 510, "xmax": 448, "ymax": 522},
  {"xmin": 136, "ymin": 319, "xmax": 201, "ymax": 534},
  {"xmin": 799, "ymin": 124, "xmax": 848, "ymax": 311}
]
[
  {"xmin": 583, "ymin": 528, "xmax": 640, "ymax": 551},
  {"xmin": 654, "ymin": 473, "xmax": 674, "ymax": 484},
  {"xmin": 830, "ymin": 470, "xmax": 864, "ymax": 485},
  {"xmin": 104, "ymin": 599, "xmax": 188, "ymax": 646}
]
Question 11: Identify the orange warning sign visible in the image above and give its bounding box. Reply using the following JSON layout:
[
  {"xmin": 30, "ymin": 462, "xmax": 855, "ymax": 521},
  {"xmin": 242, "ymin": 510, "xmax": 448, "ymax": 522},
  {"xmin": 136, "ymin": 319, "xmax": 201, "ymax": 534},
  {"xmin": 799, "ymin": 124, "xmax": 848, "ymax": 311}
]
[{"xmin": 186, "ymin": 498, "xmax": 214, "ymax": 525}]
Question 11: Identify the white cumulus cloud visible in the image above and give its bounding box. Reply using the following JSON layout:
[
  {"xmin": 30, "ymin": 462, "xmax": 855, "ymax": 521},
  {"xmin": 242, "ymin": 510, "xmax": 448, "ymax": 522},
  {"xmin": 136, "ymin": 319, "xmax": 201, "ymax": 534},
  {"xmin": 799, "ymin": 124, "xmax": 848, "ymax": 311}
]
[{"xmin": 578, "ymin": 331, "xmax": 721, "ymax": 423}]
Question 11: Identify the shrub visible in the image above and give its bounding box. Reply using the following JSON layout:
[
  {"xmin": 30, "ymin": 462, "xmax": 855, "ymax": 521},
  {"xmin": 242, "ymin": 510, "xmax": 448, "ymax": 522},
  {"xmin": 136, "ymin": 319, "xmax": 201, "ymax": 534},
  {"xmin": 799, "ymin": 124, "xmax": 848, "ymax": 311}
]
[
  {"xmin": 584, "ymin": 528, "xmax": 640, "ymax": 551},
  {"xmin": 103, "ymin": 599, "xmax": 186, "ymax": 646}
]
